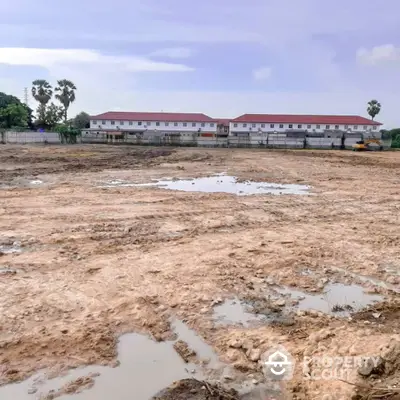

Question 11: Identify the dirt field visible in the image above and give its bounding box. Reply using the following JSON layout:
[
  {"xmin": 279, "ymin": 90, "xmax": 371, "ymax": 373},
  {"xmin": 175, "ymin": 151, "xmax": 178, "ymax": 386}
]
[{"xmin": 0, "ymin": 145, "xmax": 399, "ymax": 400}]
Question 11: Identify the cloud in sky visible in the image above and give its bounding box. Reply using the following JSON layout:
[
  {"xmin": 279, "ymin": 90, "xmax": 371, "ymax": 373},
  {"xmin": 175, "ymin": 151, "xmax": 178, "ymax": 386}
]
[
  {"xmin": 149, "ymin": 47, "xmax": 194, "ymax": 59},
  {"xmin": 0, "ymin": 0, "xmax": 400, "ymax": 127},
  {"xmin": 253, "ymin": 67, "xmax": 272, "ymax": 81},
  {"xmin": 356, "ymin": 44, "xmax": 400, "ymax": 66},
  {"xmin": 0, "ymin": 48, "xmax": 194, "ymax": 72}
]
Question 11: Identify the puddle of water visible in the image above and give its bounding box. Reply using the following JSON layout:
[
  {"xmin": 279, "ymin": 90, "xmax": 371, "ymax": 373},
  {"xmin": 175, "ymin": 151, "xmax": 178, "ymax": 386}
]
[
  {"xmin": 278, "ymin": 283, "xmax": 383, "ymax": 316},
  {"xmin": 330, "ymin": 266, "xmax": 399, "ymax": 293},
  {"xmin": 0, "ymin": 243, "xmax": 22, "ymax": 254},
  {"xmin": 30, "ymin": 180, "xmax": 44, "ymax": 185},
  {"xmin": 0, "ymin": 320, "xmax": 219, "ymax": 400},
  {"xmin": 213, "ymin": 298, "xmax": 267, "ymax": 327},
  {"xmin": 101, "ymin": 175, "xmax": 310, "ymax": 196}
]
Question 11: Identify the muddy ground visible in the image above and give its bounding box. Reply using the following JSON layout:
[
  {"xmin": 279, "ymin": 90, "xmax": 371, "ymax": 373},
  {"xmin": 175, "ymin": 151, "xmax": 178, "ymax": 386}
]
[{"xmin": 0, "ymin": 144, "xmax": 399, "ymax": 399}]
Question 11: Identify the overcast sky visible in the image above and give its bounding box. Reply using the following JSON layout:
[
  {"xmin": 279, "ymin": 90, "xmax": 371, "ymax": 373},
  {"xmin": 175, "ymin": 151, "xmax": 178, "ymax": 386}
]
[{"xmin": 0, "ymin": 0, "xmax": 399, "ymax": 127}]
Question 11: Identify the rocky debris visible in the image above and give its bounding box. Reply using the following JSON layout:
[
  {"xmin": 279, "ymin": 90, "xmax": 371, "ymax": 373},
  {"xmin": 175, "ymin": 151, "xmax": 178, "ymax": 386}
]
[
  {"xmin": 273, "ymin": 299, "xmax": 286, "ymax": 307},
  {"xmin": 228, "ymin": 339, "xmax": 242, "ymax": 349},
  {"xmin": 248, "ymin": 348, "xmax": 261, "ymax": 362},
  {"xmin": 152, "ymin": 378, "xmax": 239, "ymax": 400},
  {"xmin": 173, "ymin": 340, "xmax": 197, "ymax": 363}
]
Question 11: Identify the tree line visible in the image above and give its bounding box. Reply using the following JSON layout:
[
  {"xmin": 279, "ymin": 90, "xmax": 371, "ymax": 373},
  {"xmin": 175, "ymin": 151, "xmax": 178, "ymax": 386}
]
[{"xmin": 0, "ymin": 78, "xmax": 90, "ymax": 132}]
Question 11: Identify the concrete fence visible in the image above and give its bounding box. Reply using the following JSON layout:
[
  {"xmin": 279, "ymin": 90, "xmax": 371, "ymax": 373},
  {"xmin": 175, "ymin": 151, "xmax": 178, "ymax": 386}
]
[{"xmin": 1, "ymin": 131, "xmax": 391, "ymax": 150}]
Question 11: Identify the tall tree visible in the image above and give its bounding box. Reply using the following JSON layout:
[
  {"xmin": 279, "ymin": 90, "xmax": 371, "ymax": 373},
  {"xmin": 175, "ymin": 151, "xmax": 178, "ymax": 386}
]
[
  {"xmin": 72, "ymin": 111, "xmax": 90, "ymax": 129},
  {"xmin": 0, "ymin": 103, "xmax": 29, "ymax": 129},
  {"xmin": 31, "ymin": 79, "xmax": 53, "ymax": 123},
  {"xmin": 367, "ymin": 99, "xmax": 381, "ymax": 121},
  {"xmin": 55, "ymin": 79, "xmax": 77, "ymax": 122},
  {"xmin": 45, "ymin": 103, "xmax": 64, "ymax": 128}
]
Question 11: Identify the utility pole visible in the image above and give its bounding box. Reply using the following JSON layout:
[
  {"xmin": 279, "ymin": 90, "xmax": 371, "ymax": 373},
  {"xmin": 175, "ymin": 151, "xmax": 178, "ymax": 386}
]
[{"xmin": 23, "ymin": 87, "xmax": 29, "ymax": 106}]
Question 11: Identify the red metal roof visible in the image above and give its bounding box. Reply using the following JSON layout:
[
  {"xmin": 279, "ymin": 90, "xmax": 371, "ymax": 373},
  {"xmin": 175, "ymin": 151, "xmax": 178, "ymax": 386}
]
[
  {"xmin": 217, "ymin": 119, "xmax": 231, "ymax": 126},
  {"xmin": 91, "ymin": 111, "xmax": 217, "ymax": 123},
  {"xmin": 232, "ymin": 114, "xmax": 382, "ymax": 126}
]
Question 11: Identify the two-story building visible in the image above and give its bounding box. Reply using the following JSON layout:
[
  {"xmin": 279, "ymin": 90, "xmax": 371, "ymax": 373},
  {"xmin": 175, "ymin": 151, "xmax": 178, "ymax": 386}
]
[
  {"xmin": 85, "ymin": 111, "xmax": 218, "ymax": 141},
  {"xmin": 229, "ymin": 114, "xmax": 382, "ymax": 137}
]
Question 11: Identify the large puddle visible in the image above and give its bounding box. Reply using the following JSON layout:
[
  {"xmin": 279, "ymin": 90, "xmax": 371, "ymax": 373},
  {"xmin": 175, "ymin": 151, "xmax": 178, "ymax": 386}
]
[
  {"xmin": 101, "ymin": 175, "xmax": 310, "ymax": 196},
  {"xmin": 0, "ymin": 321, "xmax": 221, "ymax": 400},
  {"xmin": 278, "ymin": 283, "xmax": 383, "ymax": 316}
]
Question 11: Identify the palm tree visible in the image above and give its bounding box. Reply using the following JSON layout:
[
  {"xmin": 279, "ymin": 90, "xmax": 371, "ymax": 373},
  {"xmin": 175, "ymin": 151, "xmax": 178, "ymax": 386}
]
[
  {"xmin": 367, "ymin": 99, "xmax": 381, "ymax": 121},
  {"xmin": 31, "ymin": 80, "xmax": 53, "ymax": 122},
  {"xmin": 55, "ymin": 79, "xmax": 77, "ymax": 122}
]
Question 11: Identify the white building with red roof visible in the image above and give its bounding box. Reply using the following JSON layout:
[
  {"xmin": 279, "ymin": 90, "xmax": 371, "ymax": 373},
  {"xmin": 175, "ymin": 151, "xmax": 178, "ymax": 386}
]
[
  {"xmin": 230, "ymin": 114, "xmax": 382, "ymax": 136},
  {"xmin": 88, "ymin": 111, "xmax": 218, "ymax": 137}
]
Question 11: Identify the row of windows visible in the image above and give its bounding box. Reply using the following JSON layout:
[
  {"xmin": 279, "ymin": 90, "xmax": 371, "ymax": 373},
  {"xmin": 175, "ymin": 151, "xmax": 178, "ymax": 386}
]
[
  {"xmin": 92, "ymin": 120, "xmax": 214, "ymax": 128},
  {"xmin": 233, "ymin": 123, "xmax": 377, "ymax": 130}
]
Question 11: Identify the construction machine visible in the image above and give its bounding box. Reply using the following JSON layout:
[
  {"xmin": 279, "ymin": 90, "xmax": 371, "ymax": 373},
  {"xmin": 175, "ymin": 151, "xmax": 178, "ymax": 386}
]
[{"xmin": 352, "ymin": 137, "xmax": 383, "ymax": 151}]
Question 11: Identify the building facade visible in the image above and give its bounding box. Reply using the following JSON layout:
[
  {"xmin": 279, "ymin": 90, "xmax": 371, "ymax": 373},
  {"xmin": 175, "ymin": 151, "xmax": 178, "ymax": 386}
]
[
  {"xmin": 86, "ymin": 112, "xmax": 218, "ymax": 139},
  {"xmin": 229, "ymin": 114, "xmax": 382, "ymax": 136}
]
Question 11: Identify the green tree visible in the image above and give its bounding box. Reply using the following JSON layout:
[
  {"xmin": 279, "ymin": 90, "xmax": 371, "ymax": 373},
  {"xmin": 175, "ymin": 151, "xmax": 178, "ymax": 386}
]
[
  {"xmin": 45, "ymin": 103, "xmax": 64, "ymax": 128},
  {"xmin": 32, "ymin": 79, "xmax": 53, "ymax": 123},
  {"xmin": 55, "ymin": 124, "xmax": 81, "ymax": 144},
  {"xmin": 0, "ymin": 103, "xmax": 29, "ymax": 129},
  {"xmin": 0, "ymin": 92, "xmax": 21, "ymax": 109},
  {"xmin": 55, "ymin": 79, "xmax": 77, "ymax": 122},
  {"xmin": 72, "ymin": 111, "xmax": 90, "ymax": 129},
  {"xmin": 367, "ymin": 99, "xmax": 381, "ymax": 121}
]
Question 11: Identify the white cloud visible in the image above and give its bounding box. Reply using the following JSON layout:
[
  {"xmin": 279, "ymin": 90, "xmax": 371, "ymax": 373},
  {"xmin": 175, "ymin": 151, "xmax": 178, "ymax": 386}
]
[
  {"xmin": 149, "ymin": 47, "xmax": 194, "ymax": 59},
  {"xmin": 0, "ymin": 48, "xmax": 194, "ymax": 72},
  {"xmin": 356, "ymin": 44, "xmax": 400, "ymax": 66},
  {"xmin": 252, "ymin": 67, "xmax": 272, "ymax": 81}
]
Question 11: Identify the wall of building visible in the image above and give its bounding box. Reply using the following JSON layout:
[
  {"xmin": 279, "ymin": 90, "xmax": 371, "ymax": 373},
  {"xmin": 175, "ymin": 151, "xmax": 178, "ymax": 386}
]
[
  {"xmin": 229, "ymin": 122, "xmax": 379, "ymax": 134},
  {"xmin": 90, "ymin": 119, "xmax": 217, "ymax": 133}
]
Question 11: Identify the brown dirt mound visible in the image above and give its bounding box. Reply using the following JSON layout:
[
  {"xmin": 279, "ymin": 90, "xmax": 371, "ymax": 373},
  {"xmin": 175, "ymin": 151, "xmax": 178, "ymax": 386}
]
[{"xmin": 152, "ymin": 379, "xmax": 239, "ymax": 400}]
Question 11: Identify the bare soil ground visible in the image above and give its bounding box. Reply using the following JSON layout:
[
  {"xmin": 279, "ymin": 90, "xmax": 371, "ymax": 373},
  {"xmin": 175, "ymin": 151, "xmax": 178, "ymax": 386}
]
[{"xmin": 0, "ymin": 144, "xmax": 399, "ymax": 399}]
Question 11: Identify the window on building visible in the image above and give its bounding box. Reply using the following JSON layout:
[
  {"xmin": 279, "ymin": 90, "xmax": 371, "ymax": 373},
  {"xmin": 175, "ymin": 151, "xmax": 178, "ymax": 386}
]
[
  {"xmin": 174, "ymin": 122, "xmax": 178, "ymax": 126},
  {"xmin": 155, "ymin": 122, "xmax": 160, "ymax": 126},
  {"xmin": 138, "ymin": 121, "xmax": 142, "ymax": 126},
  {"xmin": 120, "ymin": 121, "xmax": 124, "ymax": 125},
  {"xmin": 316, "ymin": 124, "xmax": 320, "ymax": 129},
  {"xmin": 307, "ymin": 125, "xmax": 311, "ymax": 129},
  {"xmin": 147, "ymin": 122, "xmax": 151, "ymax": 126},
  {"xmin": 288, "ymin": 124, "xmax": 293, "ymax": 129},
  {"xmin": 260, "ymin": 124, "xmax": 265, "ymax": 128},
  {"xmin": 165, "ymin": 122, "xmax": 169, "ymax": 126},
  {"xmin": 252, "ymin": 123, "xmax": 256, "ymax": 128},
  {"xmin": 243, "ymin": 123, "xmax": 247, "ymax": 127},
  {"xmin": 344, "ymin": 125, "xmax": 348, "ymax": 129},
  {"xmin": 373, "ymin": 126, "xmax": 378, "ymax": 130},
  {"xmin": 129, "ymin": 121, "xmax": 133, "ymax": 126},
  {"xmin": 192, "ymin": 123, "xmax": 196, "ymax": 127},
  {"xmin": 201, "ymin": 123, "xmax": 205, "ymax": 127},
  {"xmin": 270, "ymin": 124, "xmax": 274, "ymax": 128},
  {"xmin": 279, "ymin": 124, "xmax": 284, "ymax": 128},
  {"xmin": 92, "ymin": 120, "xmax": 97, "ymax": 125},
  {"xmin": 102, "ymin": 121, "xmax": 106, "ymax": 125},
  {"xmin": 234, "ymin": 123, "xmax": 238, "ymax": 127},
  {"xmin": 298, "ymin": 124, "xmax": 302, "ymax": 129},
  {"xmin": 111, "ymin": 121, "xmax": 115, "ymax": 125},
  {"xmin": 354, "ymin": 125, "xmax": 358, "ymax": 130},
  {"xmin": 183, "ymin": 122, "xmax": 187, "ymax": 127},
  {"xmin": 363, "ymin": 125, "xmax": 367, "ymax": 130},
  {"xmin": 326, "ymin": 125, "xmax": 330, "ymax": 129},
  {"xmin": 335, "ymin": 125, "xmax": 339, "ymax": 129},
  {"xmin": 210, "ymin": 123, "xmax": 214, "ymax": 127}
]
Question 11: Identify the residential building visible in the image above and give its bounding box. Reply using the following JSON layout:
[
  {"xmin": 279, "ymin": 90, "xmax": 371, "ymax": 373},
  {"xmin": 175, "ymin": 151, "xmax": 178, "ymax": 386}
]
[
  {"xmin": 229, "ymin": 114, "xmax": 382, "ymax": 136},
  {"xmin": 86, "ymin": 111, "xmax": 218, "ymax": 139}
]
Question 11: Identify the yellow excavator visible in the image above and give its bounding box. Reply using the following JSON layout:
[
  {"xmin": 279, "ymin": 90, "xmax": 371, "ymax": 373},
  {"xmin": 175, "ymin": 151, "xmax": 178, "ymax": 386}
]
[{"xmin": 352, "ymin": 136, "xmax": 383, "ymax": 151}]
